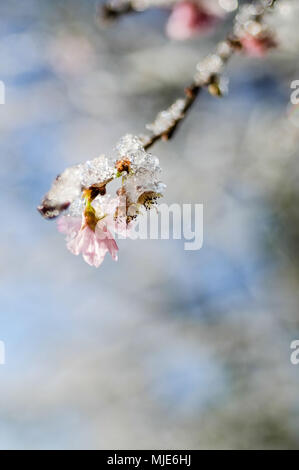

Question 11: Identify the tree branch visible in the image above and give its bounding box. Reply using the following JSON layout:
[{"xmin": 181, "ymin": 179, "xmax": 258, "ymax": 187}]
[
  {"xmin": 139, "ymin": 0, "xmax": 279, "ymax": 150},
  {"xmin": 101, "ymin": 1, "xmax": 134, "ymax": 22},
  {"xmin": 100, "ymin": 0, "xmax": 174, "ymax": 22}
]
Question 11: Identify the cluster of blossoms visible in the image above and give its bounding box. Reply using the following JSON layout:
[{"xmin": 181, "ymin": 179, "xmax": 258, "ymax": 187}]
[{"xmin": 38, "ymin": 135, "xmax": 165, "ymax": 267}]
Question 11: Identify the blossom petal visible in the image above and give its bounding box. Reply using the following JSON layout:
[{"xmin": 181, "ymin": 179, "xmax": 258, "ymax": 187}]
[
  {"xmin": 57, "ymin": 215, "xmax": 81, "ymax": 236},
  {"xmin": 105, "ymin": 237, "xmax": 118, "ymax": 261},
  {"xmin": 95, "ymin": 221, "xmax": 119, "ymax": 261}
]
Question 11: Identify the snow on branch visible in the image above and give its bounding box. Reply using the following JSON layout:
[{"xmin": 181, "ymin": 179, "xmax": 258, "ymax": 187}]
[{"xmin": 140, "ymin": 0, "xmax": 279, "ymax": 149}]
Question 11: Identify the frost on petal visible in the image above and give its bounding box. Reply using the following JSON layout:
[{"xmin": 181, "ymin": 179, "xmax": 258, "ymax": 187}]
[
  {"xmin": 93, "ymin": 195, "xmax": 119, "ymax": 220},
  {"xmin": 81, "ymin": 155, "xmax": 116, "ymax": 189},
  {"xmin": 38, "ymin": 155, "xmax": 116, "ymax": 220},
  {"xmin": 93, "ymin": 195, "xmax": 126, "ymax": 237},
  {"xmin": 38, "ymin": 165, "xmax": 82, "ymax": 220},
  {"xmin": 115, "ymin": 135, "xmax": 165, "ymax": 212}
]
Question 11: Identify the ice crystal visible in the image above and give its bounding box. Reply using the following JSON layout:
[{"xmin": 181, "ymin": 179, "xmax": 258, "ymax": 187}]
[
  {"xmin": 194, "ymin": 54, "xmax": 224, "ymax": 85},
  {"xmin": 217, "ymin": 40, "xmax": 233, "ymax": 60},
  {"xmin": 146, "ymin": 99, "xmax": 185, "ymax": 135},
  {"xmin": 38, "ymin": 155, "xmax": 116, "ymax": 219},
  {"xmin": 68, "ymin": 197, "xmax": 85, "ymax": 218},
  {"xmin": 234, "ymin": 2, "xmax": 270, "ymax": 39},
  {"xmin": 81, "ymin": 155, "xmax": 116, "ymax": 188},
  {"xmin": 115, "ymin": 134, "xmax": 165, "ymax": 209}
]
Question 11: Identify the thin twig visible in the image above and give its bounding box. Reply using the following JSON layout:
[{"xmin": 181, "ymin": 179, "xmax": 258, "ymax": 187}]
[
  {"xmin": 101, "ymin": 1, "xmax": 134, "ymax": 22},
  {"xmin": 140, "ymin": 0, "xmax": 279, "ymax": 150},
  {"xmin": 141, "ymin": 39, "xmax": 238, "ymax": 150},
  {"xmin": 99, "ymin": 0, "xmax": 178, "ymax": 22},
  {"xmin": 143, "ymin": 84, "xmax": 201, "ymax": 150}
]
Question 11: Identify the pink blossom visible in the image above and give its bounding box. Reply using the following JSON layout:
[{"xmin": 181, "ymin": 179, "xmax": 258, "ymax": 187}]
[
  {"xmin": 57, "ymin": 214, "xmax": 118, "ymax": 268},
  {"xmin": 166, "ymin": 1, "xmax": 219, "ymax": 41},
  {"xmin": 240, "ymin": 34, "xmax": 276, "ymax": 58},
  {"xmin": 56, "ymin": 196, "xmax": 136, "ymax": 267}
]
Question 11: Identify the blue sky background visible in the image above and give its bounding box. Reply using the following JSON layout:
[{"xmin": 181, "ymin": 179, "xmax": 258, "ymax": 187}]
[{"xmin": 0, "ymin": 0, "xmax": 299, "ymax": 449}]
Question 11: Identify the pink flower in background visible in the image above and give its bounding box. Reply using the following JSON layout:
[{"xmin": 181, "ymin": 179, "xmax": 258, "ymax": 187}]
[
  {"xmin": 166, "ymin": 1, "xmax": 219, "ymax": 41},
  {"xmin": 240, "ymin": 34, "xmax": 276, "ymax": 58}
]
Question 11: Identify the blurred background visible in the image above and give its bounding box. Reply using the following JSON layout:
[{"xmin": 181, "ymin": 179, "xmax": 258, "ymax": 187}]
[{"xmin": 0, "ymin": 0, "xmax": 299, "ymax": 450}]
